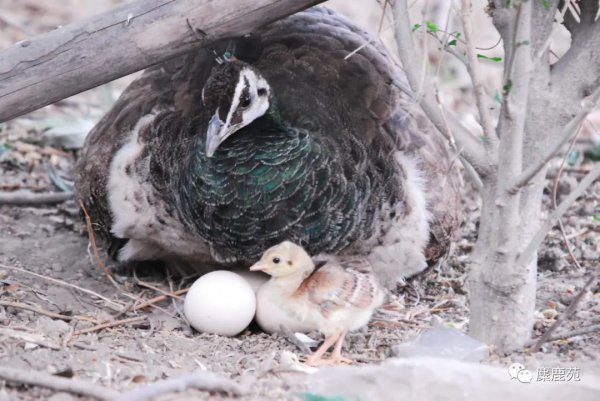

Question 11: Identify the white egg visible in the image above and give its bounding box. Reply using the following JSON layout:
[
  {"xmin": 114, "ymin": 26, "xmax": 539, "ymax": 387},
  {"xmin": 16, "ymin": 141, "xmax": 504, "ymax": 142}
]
[
  {"xmin": 255, "ymin": 282, "xmax": 312, "ymax": 334},
  {"xmin": 184, "ymin": 270, "xmax": 256, "ymax": 337}
]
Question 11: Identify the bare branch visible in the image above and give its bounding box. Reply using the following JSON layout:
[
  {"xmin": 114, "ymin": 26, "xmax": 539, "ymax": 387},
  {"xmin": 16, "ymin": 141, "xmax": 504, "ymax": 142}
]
[
  {"xmin": 0, "ymin": 190, "xmax": 73, "ymax": 205},
  {"xmin": 392, "ymin": 0, "xmax": 490, "ymax": 175},
  {"xmin": 511, "ymin": 84, "xmax": 600, "ymax": 190},
  {"xmin": 531, "ymin": 275, "xmax": 597, "ymax": 351},
  {"xmin": 113, "ymin": 370, "xmax": 246, "ymax": 401},
  {"xmin": 517, "ymin": 163, "xmax": 600, "ymax": 268},
  {"xmin": 559, "ymin": 0, "xmax": 580, "ymax": 37},
  {"xmin": 0, "ymin": 366, "xmax": 118, "ymax": 400},
  {"xmin": 0, "ymin": 0, "xmax": 324, "ymax": 123},
  {"xmin": 459, "ymin": 0, "xmax": 499, "ymax": 149}
]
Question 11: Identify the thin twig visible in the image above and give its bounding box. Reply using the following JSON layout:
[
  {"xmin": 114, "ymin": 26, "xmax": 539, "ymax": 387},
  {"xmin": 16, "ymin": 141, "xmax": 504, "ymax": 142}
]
[
  {"xmin": 531, "ymin": 276, "xmax": 596, "ymax": 351},
  {"xmin": 132, "ymin": 288, "xmax": 188, "ymax": 311},
  {"xmin": 392, "ymin": 0, "xmax": 489, "ymax": 174},
  {"xmin": 133, "ymin": 271, "xmax": 184, "ymax": 300},
  {"xmin": 0, "ymin": 190, "xmax": 73, "ymax": 205},
  {"xmin": 80, "ymin": 201, "xmax": 120, "ymax": 289},
  {"xmin": 551, "ymin": 124, "xmax": 584, "ymax": 270},
  {"xmin": 0, "ymin": 300, "xmax": 97, "ymax": 324},
  {"xmin": 0, "ymin": 366, "xmax": 118, "ymax": 400},
  {"xmin": 112, "ymin": 370, "xmax": 246, "ymax": 401},
  {"xmin": 517, "ymin": 163, "xmax": 600, "ymax": 267},
  {"xmin": 459, "ymin": 0, "xmax": 498, "ymax": 149},
  {"xmin": 0, "ymin": 327, "xmax": 61, "ymax": 351},
  {"xmin": 511, "ymin": 84, "xmax": 600, "ymax": 190},
  {"xmin": 526, "ymin": 323, "xmax": 600, "ymax": 347},
  {"xmin": 74, "ymin": 315, "xmax": 147, "ymax": 336},
  {"xmin": 0, "ymin": 263, "xmax": 123, "ymax": 311}
]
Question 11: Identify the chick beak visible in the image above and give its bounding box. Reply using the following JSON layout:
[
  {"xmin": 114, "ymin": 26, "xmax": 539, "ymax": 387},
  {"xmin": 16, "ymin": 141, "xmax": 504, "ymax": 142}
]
[
  {"xmin": 249, "ymin": 262, "xmax": 269, "ymax": 272},
  {"xmin": 206, "ymin": 111, "xmax": 224, "ymax": 157}
]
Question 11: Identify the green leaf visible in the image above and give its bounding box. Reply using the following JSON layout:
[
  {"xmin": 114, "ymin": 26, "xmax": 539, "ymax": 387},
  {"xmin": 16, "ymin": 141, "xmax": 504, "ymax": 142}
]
[
  {"xmin": 540, "ymin": 0, "xmax": 550, "ymax": 10},
  {"xmin": 412, "ymin": 23, "xmax": 421, "ymax": 32},
  {"xmin": 453, "ymin": 32, "xmax": 462, "ymax": 39},
  {"xmin": 518, "ymin": 39, "xmax": 530, "ymax": 46},
  {"xmin": 593, "ymin": 214, "xmax": 600, "ymax": 221},
  {"xmin": 503, "ymin": 79, "xmax": 513, "ymax": 95},
  {"xmin": 425, "ymin": 20, "xmax": 438, "ymax": 33},
  {"xmin": 477, "ymin": 54, "xmax": 503, "ymax": 62},
  {"xmin": 448, "ymin": 39, "xmax": 457, "ymax": 46}
]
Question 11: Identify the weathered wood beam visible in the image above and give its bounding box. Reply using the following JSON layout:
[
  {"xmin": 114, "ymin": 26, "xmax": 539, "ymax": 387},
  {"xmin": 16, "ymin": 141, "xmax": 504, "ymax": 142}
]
[{"xmin": 0, "ymin": 0, "xmax": 324, "ymax": 123}]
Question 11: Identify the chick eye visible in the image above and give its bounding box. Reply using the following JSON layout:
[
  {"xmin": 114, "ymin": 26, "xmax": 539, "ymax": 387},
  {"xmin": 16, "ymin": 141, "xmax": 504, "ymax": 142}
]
[
  {"xmin": 257, "ymin": 88, "xmax": 267, "ymax": 97},
  {"xmin": 239, "ymin": 94, "xmax": 251, "ymax": 108},
  {"xmin": 272, "ymin": 257, "xmax": 281, "ymax": 264}
]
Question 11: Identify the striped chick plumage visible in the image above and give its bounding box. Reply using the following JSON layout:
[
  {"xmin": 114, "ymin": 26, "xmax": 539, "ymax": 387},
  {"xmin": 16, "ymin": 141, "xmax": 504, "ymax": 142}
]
[{"xmin": 251, "ymin": 241, "xmax": 385, "ymax": 365}]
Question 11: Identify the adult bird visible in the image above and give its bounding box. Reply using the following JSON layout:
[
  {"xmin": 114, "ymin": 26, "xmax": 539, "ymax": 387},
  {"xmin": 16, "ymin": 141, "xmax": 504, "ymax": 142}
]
[{"xmin": 75, "ymin": 7, "xmax": 460, "ymax": 287}]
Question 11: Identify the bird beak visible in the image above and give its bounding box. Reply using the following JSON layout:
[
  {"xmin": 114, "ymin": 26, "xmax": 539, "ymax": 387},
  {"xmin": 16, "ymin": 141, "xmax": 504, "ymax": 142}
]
[
  {"xmin": 249, "ymin": 262, "xmax": 269, "ymax": 272},
  {"xmin": 206, "ymin": 111, "xmax": 224, "ymax": 157}
]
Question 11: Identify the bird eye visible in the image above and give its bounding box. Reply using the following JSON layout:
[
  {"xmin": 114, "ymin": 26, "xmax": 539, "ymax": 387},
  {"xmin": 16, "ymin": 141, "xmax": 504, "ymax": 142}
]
[
  {"xmin": 257, "ymin": 88, "xmax": 267, "ymax": 97},
  {"xmin": 272, "ymin": 257, "xmax": 281, "ymax": 264},
  {"xmin": 239, "ymin": 94, "xmax": 251, "ymax": 108}
]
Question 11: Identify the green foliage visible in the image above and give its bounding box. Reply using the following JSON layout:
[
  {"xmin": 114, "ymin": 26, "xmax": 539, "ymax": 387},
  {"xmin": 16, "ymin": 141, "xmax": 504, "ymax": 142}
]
[
  {"xmin": 540, "ymin": 0, "xmax": 550, "ymax": 10},
  {"xmin": 412, "ymin": 23, "xmax": 421, "ymax": 32},
  {"xmin": 477, "ymin": 54, "xmax": 503, "ymax": 62},
  {"xmin": 503, "ymin": 79, "xmax": 514, "ymax": 96},
  {"xmin": 425, "ymin": 20, "xmax": 438, "ymax": 33},
  {"xmin": 447, "ymin": 32, "xmax": 461, "ymax": 46}
]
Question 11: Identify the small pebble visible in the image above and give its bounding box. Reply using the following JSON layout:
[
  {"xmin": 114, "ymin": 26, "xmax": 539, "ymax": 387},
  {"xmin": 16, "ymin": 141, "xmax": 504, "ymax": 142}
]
[{"xmin": 51, "ymin": 262, "xmax": 64, "ymax": 272}]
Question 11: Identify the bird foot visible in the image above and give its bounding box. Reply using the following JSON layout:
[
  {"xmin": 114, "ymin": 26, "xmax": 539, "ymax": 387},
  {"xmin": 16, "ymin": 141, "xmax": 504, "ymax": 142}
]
[
  {"xmin": 329, "ymin": 355, "xmax": 354, "ymax": 365},
  {"xmin": 304, "ymin": 354, "xmax": 354, "ymax": 366},
  {"xmin": 304, "ymin": 356, "xmax": 336, "ymax": 367}
]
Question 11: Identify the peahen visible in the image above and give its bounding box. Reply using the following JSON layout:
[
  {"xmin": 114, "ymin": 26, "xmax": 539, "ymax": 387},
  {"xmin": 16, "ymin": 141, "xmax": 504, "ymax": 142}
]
[{"xmin": 74, "ymin": 7, "xmax": 460, "ymax": 287}]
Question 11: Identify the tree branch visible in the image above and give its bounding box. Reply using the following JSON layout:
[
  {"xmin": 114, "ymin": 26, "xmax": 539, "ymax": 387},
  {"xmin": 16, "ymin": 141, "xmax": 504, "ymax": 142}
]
[
  {"xmin": 516, "ymin": 163, "xmax": 600, "ymax": 268},
  {"xmin": 0, "ymin": 0, "xmax": 323, "ymax": 123},
  {"xmin": 459, "ymin": 0, "xmax": 499, "ymax": 150},
  {"xmin": 0, "ymin": 366, "xmax": 118, "ymax": 400},
  {"xmin": 511, "ymin": 84, "xmax": 600, "ymax": 190},
  {"xmin": 530, "ymin": 275, "xmax": 597, "ymax": 351},
  {"xmin": 392, "ymin": 0, "xmax": 490, "ymax": 175},
  {"xmin": 113, "ymin": 370, "xmax": 245, "ymax": 401}
]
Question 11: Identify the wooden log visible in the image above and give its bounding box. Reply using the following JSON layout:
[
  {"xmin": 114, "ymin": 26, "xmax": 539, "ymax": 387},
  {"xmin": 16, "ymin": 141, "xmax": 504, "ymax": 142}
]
[{"xmin": 0, "ymin": 0, "xmax": 323, "ymax": 123}]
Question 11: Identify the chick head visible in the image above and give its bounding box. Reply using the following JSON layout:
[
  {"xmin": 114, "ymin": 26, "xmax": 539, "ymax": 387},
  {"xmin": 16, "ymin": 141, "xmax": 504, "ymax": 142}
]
[{"xmin": 250, "ymin": 241, "xmax": 314, "ymax": 278}]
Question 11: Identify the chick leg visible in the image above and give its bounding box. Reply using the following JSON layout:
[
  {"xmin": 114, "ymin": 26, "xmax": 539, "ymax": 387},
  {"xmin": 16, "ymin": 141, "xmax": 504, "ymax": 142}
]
[
  {"xmin": 305, "ymin": 332, "xmax": 340, "ymax": 366},
  {"xmin": 329, "ymin": 330, "xmax": 353, "ymax": 364}
]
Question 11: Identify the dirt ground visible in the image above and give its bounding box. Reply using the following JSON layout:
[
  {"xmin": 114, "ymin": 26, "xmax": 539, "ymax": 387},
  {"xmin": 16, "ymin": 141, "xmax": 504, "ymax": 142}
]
[{"xmin": 1, "ymin": 1, "xmax": 600, "ymax": 400}]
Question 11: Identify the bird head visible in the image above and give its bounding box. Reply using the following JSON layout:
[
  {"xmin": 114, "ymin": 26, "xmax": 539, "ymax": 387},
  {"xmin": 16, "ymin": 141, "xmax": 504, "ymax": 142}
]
[
  {"xmin": 202, "ymin": 60, "xmax": 272, "ymax": 157},
  {"xmin": 249, "ymin": 241, "xmax": 314, "ymax": 278}
]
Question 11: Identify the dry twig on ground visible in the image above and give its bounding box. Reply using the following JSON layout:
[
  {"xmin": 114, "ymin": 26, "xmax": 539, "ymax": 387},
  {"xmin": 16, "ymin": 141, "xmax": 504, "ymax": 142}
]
[
  {"xmin": 0, "ymin": 191, "xmax": 73, "ymax": 205},
  {"xmin": 113, "ymin": 370, "xmax": 246, "ymax": 401},
  {"xmin": 74, "ymin": 315, "xmax": 147, "ymax": 336},
  {"xmin": 0, "ymin": 300, "xmax": 97, "ymax": 323},
  {"xmin": 531, "ymin": 276, "xmax": 597, "ymax": 351},
  {"xmin": 0, "ymin": 366, "xmax": 118, "ymax": 400},
  {"xmin": 0, "ymin": 263, "xmax": 124, "ymax": 311}
]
